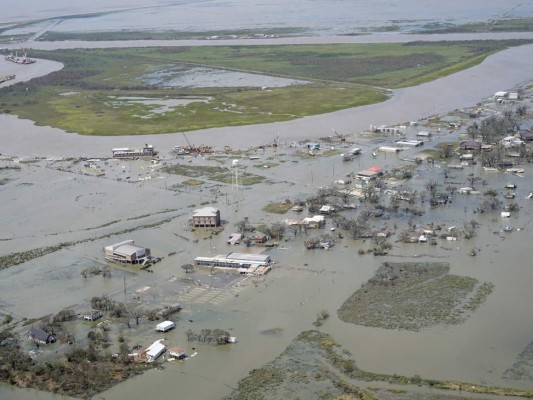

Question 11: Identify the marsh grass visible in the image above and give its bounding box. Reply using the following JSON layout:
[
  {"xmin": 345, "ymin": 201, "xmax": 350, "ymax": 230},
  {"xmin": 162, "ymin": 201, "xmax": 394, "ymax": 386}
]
[{"xmin": 2, "ymin": 40, "xmax": 527, "ymax": 135}]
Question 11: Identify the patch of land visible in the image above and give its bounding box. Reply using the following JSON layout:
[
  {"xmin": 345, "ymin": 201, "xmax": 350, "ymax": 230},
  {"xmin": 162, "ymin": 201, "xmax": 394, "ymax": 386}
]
[
  {"xmin": 337, "ymin": 262, "xmax": 494, "ymax": 331},
  {"xmin": 1, "ymin": 40, "xmax": 528, "ymax": 135},
  {"xmin": 225, "ymin": 330, "xmax": 533, "ymax": 400},
  {"xmin": 504, "ymin": 341, "xmax": 533, "ymax": 382}
]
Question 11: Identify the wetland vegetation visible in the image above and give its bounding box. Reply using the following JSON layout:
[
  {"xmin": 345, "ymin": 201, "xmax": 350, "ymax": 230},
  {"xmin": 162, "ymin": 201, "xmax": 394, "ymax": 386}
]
[
  {"xmin": 337, "ymin": 262, "xmax": 494, "ymax": 331},
  {"xmin": 225, "ymin": 330, "xmax": 533, "ymax": 400},
  {"xmin": 1, "ymin": 40, "xmax": 529, "ymax": 135}
]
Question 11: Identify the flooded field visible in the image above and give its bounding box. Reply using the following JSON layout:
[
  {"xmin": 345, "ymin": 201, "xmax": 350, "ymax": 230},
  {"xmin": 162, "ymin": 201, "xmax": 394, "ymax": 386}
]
[{"xmin": 142, "ymin": 65, "xmax": 308, "ymax": 88}]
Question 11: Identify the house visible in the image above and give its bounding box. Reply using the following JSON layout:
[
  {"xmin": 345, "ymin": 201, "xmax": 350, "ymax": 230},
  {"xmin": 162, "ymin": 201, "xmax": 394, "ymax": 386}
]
[
  {"xmin": 104, "ymin": 240, "xmax": 151, "ymax": 264},
  {"xmin": 302, "ymin": 215, "xmax": 325, "ymax": 228},
  {"xmin": 28, "ymin": 326, "xmax": 56, "ymax": 345},
  {"xmin": 254, "ymin": 233, "xmax": 269, "ymax": 244},
  {"xmin": 82, "ymin": 310, "xmax": 103, "ymax": 321},
  {"xmin": 144, "ymin": 339, "xmax": 166, "ymax": 363},
  {"xmin": 284, "ymin": 218, "xmax": 301, "ymax": 226},
  {"xmin": 459, "ymin": 153, "xmax": 474, "ymax": 161},
  {"xmin": 460, "ymin": 141, "xmax": 481, "ymax": 151},
  {"xmin": 356, "ymin": 166, "xmax": 383, "ymax": 180},
  {"xmin": 378, "ymin": 146, "xmax": 403, "ymax": 153},
  {"xmin": 458, "ymin": 187, "xmax": 474, "ymax": 194},
  {"xmin": 319, "ymin": 205, "xmax": 335, "ymax": 214},
  {"xmin": 371, "ymin": 125, "xmax": 401, "ymax": 135},
  {"xmin": 501, "ymin": 136, "xmax": 524, "ymax": 148},
  {"xmin": 156, "ymin": 321, "xmax": 175, "ymax": 332},
  {"xmin": 227, "ymin": 233, "xmax": 242, "ymax": 245},
  {"xmin": 416, "ymin": 131, "xmax": 432, "ymax": 137},
  {"xmin": 432, "ymin": 193, "xmax": 449, "ymax": 205},
  {"xmin": 169, "ymin": 347, "xmax": 187, "ymax": 360},
  {"xmin": 192, "ymin": 207, "xmax": 221, "ymax": 227}
]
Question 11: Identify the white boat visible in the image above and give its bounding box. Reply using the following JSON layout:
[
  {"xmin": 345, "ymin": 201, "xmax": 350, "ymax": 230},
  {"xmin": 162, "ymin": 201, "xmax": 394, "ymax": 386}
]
[{"xmin": 226, "ymin": 336, "xmax": 237, "ymax": 343}]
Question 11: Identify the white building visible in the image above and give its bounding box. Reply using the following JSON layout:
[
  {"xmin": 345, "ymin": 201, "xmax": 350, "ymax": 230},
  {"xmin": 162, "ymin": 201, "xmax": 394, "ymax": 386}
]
[{"xmin": 144, "ymin": 339, "xmax": 166, "ymax": 363}]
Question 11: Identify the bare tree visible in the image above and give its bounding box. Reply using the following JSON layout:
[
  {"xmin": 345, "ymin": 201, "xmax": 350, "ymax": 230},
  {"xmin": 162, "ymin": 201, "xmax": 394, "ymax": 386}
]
[
  {"xmin": 268, "ymin": 222, "xmax": 286, "ymax": 240},
  {"xmin": 130, "ymin": 308, "xmax": 145, "ymax": 326},
  {"xmin": 516, "ymin": 104, "xmax": 528, "ymax": 117},
  {"xmin": 181, "ymin": 263, "xmax": 194, "ymax": 274},
  {"xmin": 425, "ymin": 180, "xmax": 439, "ymax": 197}
]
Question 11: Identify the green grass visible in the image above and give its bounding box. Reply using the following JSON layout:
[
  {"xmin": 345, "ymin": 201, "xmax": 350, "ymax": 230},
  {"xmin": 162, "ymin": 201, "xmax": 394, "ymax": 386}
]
[
  {"xmin": 38, "ymin": 27, "xmax": 307, "ymax": 41},
  {"xmin": 263, "ymin": 201, "xmax": 293, "ymax": 214},
  {"xmin": 418, "ymin": 18, "xmax": 533, "ymax": 34},
  {"xmin": 0, "ymin": 40, "xmax": 528, "ymax": 136}
]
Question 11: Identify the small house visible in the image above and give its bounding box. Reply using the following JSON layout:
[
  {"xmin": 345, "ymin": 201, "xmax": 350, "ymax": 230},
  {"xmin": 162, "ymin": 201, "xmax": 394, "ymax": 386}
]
[
  {"xmin": 432, "ymin": 193, "xmax": 449, "ymax": 205},
  {"xmin": 319, "ymin": 205, "xmax": 335, "ymax": 215},
  {"xmin": 227, "ymin": 233, "xmax": 242, "ymax": 245},
  {"xmin": 144, "ymin": 339, "xmax": 166, "ymax": 363},
  {"xmin": 458, "ymin": 187, "xmax": 474, "ymax": 194},
  {"xmin": 302, "ymin": 215, "xmax": 325, "ymax": 228},
  {"xmin": 459, "ymin": 141, "xmax": 481, "ymax": 151},
  {"xmin": 169, "ymin": 347, "xmax": 187, "ymax": 360},
  {"xmin": 82, "ymin": 310, "xmax": 103, "ymax": 321},
  {"xmin": 254, "ymin": 233, "xmax": 269, "ymax": 244},
  {"xmin": 156, "ymin": 321, "xmax": 176, "ymax": 332},
  {"xmin": 192, "ymin": 207, "xmax": 221, "ymax": 227},
  {"xmin": 501, "ymin": 136, "xmax": 524, "ymax": 148},
  {"xmin": 28, "ymin": 326, "xmax": 56, "ymax": 345}
]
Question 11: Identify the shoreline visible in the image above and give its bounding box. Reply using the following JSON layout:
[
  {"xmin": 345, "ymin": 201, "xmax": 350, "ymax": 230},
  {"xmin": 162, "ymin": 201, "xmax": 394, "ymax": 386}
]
[{"xmin": 4, "ymin": 32, "xmax": 533, "ymax": 51}]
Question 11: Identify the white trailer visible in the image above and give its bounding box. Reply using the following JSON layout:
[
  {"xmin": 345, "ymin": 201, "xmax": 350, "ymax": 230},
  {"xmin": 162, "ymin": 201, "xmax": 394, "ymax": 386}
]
[{"xmin": 156, "ymin": 321, "xmax": 176, "ymax": 332}]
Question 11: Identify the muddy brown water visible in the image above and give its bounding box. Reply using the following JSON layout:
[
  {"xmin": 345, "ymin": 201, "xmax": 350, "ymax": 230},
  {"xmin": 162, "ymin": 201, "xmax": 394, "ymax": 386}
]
[
  {"xmin": 1, "ymin": 39, "xmax": 533, "ymax": 400},
  {"xmin": 1, "ymin": 129, "xmax": 533, "ymax": 400}
]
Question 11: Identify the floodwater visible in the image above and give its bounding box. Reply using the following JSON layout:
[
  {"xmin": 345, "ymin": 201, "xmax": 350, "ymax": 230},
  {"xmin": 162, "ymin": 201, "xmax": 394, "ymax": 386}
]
[
  {"xmin": 1, "ymin": 0, "xmax": 532, "ymax": 35},
  {"xmin": 142, "ymin": 65, "xmax": 308, "ymax": 88},
  {"xmin": 1, "ymin": 118, "xmax": 533, "ymax": 400},
  {"xmin": 0, "ymin": 3, "xmax": 532, "ymax": 399}
]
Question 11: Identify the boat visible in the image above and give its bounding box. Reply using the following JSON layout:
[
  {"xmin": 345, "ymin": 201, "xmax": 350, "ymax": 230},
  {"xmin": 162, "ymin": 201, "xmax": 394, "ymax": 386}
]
[
  {"xmin": 226, "ymin": 336, "xmax": 237, "ymax": 343},
  {"xmin": 5, "ymin": 51, "xmax": 36, "ymax": 64},
  {"xmin": 503, "ymin": 226, "xmax": 513, "ymax": 232}
]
